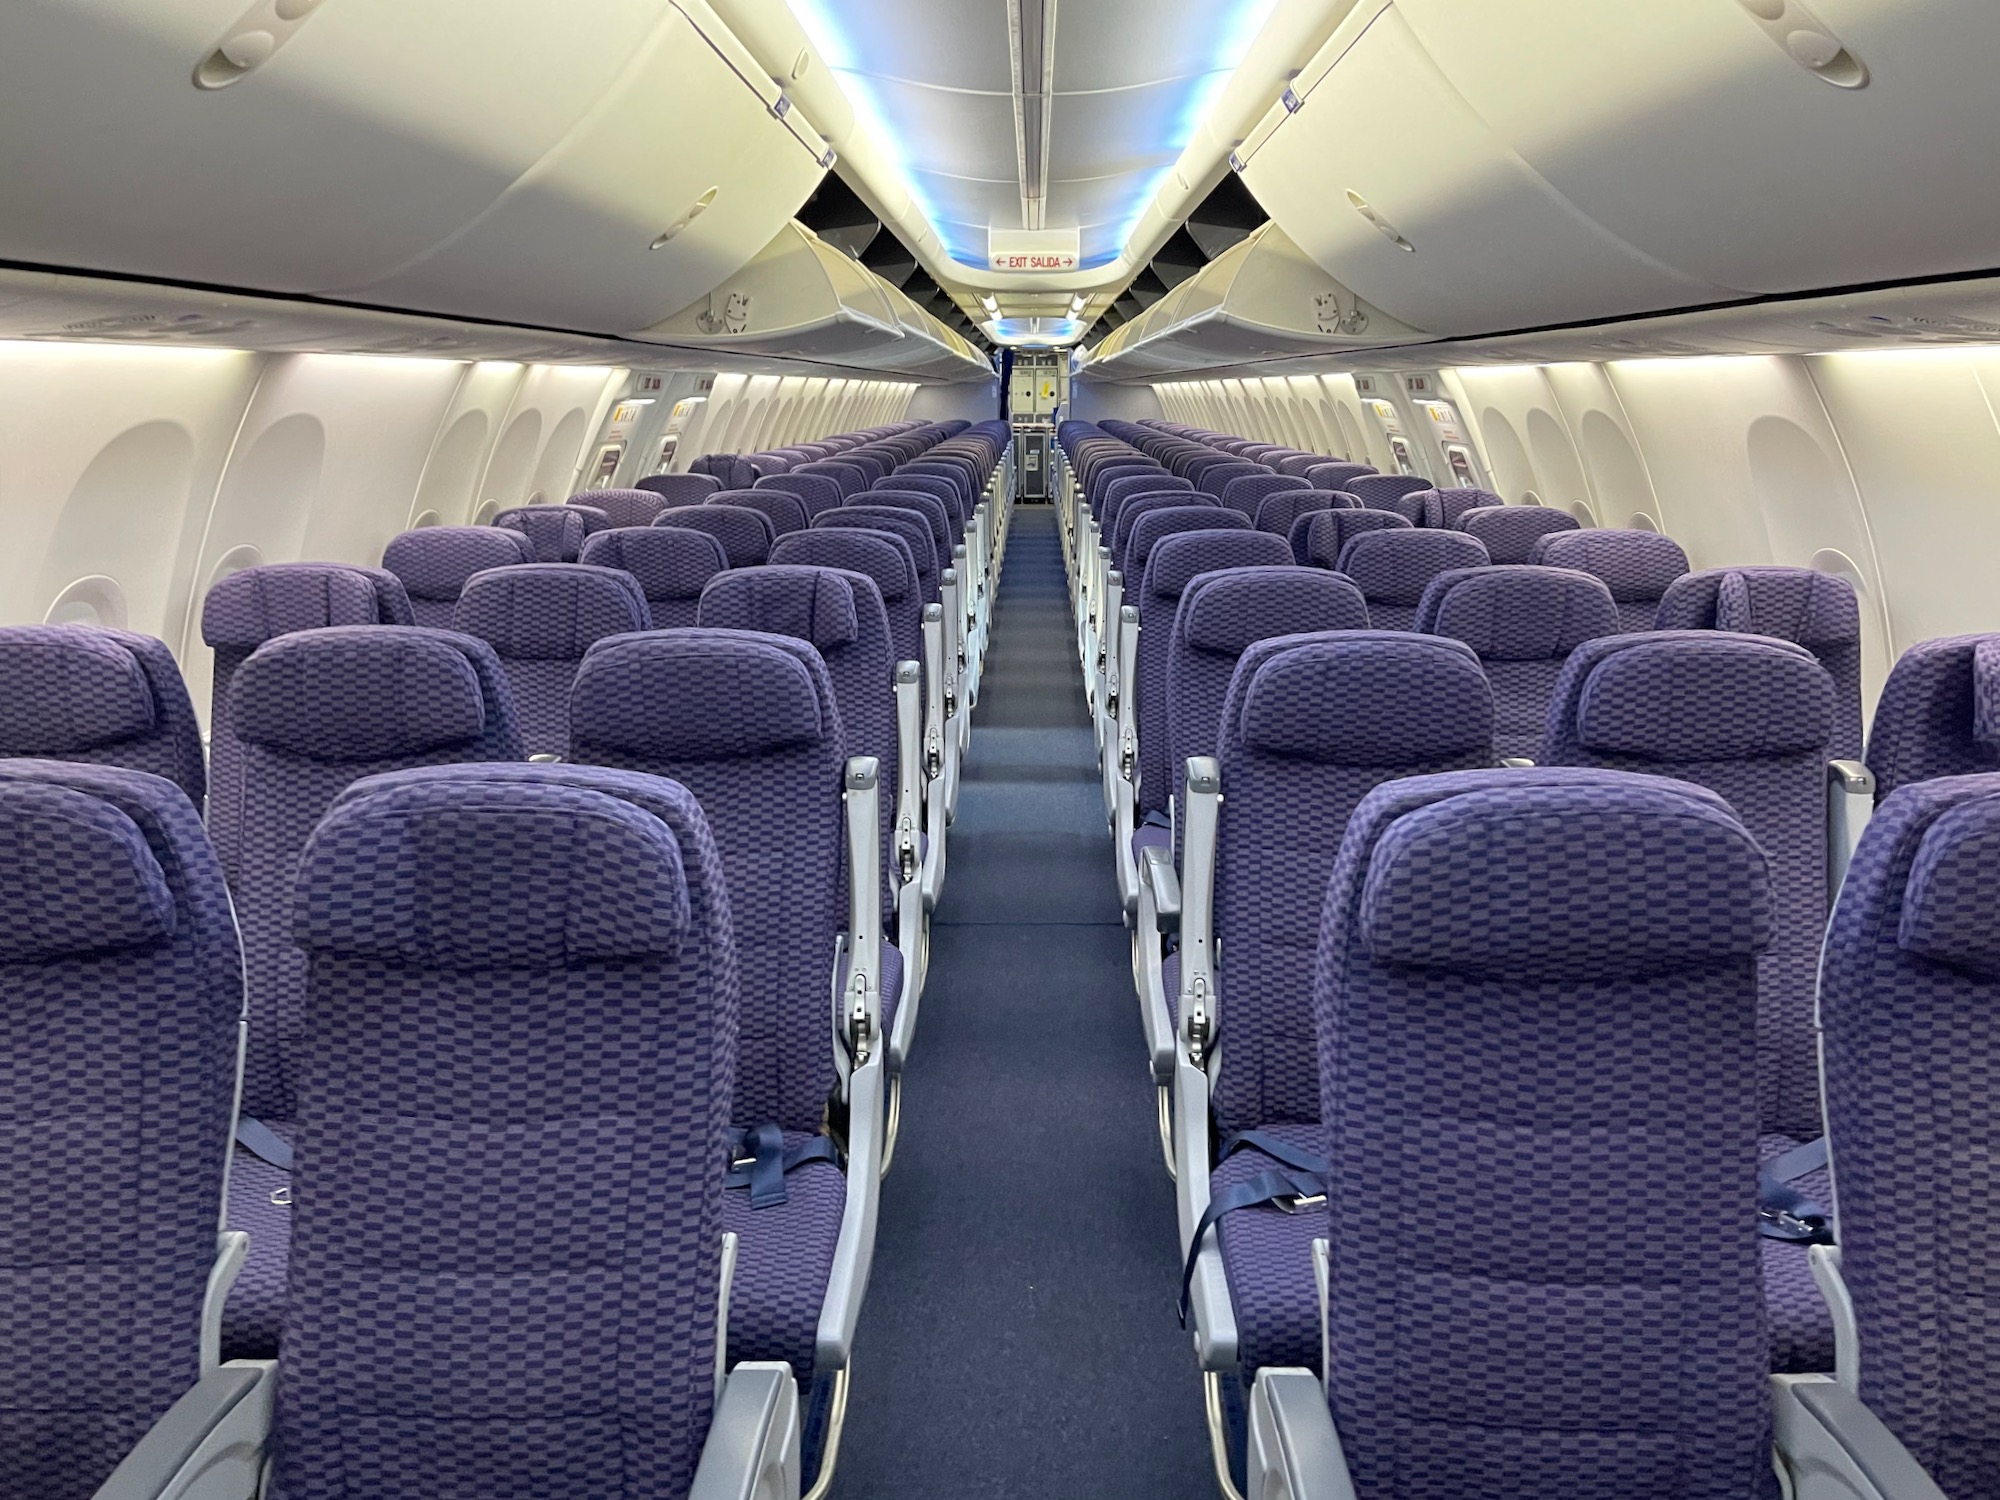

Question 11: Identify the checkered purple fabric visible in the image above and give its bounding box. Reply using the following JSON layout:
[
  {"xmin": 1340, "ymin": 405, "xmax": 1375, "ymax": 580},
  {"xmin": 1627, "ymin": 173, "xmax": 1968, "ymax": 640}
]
[
  {"xmin": 1305, "ymin": 462, "xmax": 1376, "ymax": 492},
  {"xmin": 900, "ymin": 460, "xmax": 974, "ymax": 509},
  {"xmin": 1541, "ymin": 631, "xmax": 1833, "ymax": 1145},
  {"xmin": 653, "ymin": 505, "xmax": 774, "ymax": 570},
  {"xmin": 1335, "ymin": 530, "xmax": 1490, "ymax": 631},
  {"xmin": 1414, "ymin": 565, "xmax": 1619, "ymax": 761},
  {"xmin": 569, "ymin": 630, "xmax": 846, "ymax": 1134},
  {"xmin": 1818, "ymin": 771, "xmax": 2000, "ymax": 1494},
  {"xmin": 1345, "ymin": 473, "xmax": 1433, "ymax": 521},
  {"xmin": 881, "ymin": 473, "xmax": 967, "ymax": 529},
  {"xmin": 575, "ymin": 489, "xmax": 673, "ymax": 529},
  {"xmin": 1102, "ymin": 489, "xmax": 1202, "ymax": 549},
  {"xmin": 757, "ymin": 472, "xmax": 844, "ymax": 520},
  {"xmin": 382, "ymin": 527, "xmax": 536, "ymax": 628},
  {"xmin": 1277, "ymin": 454, "xmax": 1328, "ymax": 478},
  {"xmin": 1657, "ymin": 566, "xmax": 1865, "ymax": 760},
  {"xmin": 637, "ymin": 471, "xmax": 725, "ymax": 506},
  {"xmin": 1532, "ymin": 528, "xmax": 1691, "ymax": 632},
  {"xmin": 451, "ymin": 564, "xmax": 650, "ymax": 757},
  {"xmin": 1096, "ymin": 471, "xmax": 1187, "ymax": 518},
  {"xmin": 0, "ymin": 761, "xmax": 240, "ymax": 1500},
  {"xmin": 772, "ymin": 529, "xmax": 923, "ymax": 669},
  {"xmin": 865, "ymin": 490, "xmax": 954, "ymax": 561},
  {"xmin": 1252, "ymin": 489, "xmax": 1328, "ymax": 541},
  {"xmin": 269, "ymin": 765, "xmax": 736, "ymax": 1500},
  {"xmin": 1424, "ymin": 487, "xmax": 1505, "ymax": 530},
  {"xmin": 1298, "ymin": 507, "xmax": 1411, "ymax": 568},
  {"xmin": 353, "ymin": 568, "xmax": 417, "ymax": 627},
  {"xmin": 1210, "ymin": 632, "xmax": 1495, "ymax": 1134},
  {"xmin": 710, "ymin": 489, "xmax": 808, "ymax": 538},
  {"xmin": 1123, "ymin": 507, "xmax": 1250, "ymax": 588},
  {"xmin": 1312, "ymin": 768, "xmax": 1776, "ymax": 1497},
  {"xmin": 569, "ymin": 504, "xmax": 613, "ymax": 537},
  {"xmin": 1458, "ymin": 505, "xmax": 1580, "ymax": 565},
  {"xmin": 794, "ymin": 461, "xmax": 865, "ymax": 499},
  {"xmin": 1867, "ymin": 634, "xmax": 2000, "ymax": 799},
  {"xmin": 579, "ymin": 527, "xmax": 730, "ymax": 630},
  {"xmin": 493, "ymin": 505, "xmax": 587, "ymax": 562},
  {"xmin": 0, "ymin": 625, "xmax": 206, "ymax": 810},
  {"xmin": 695, "ymin": 454, "xmax": 757, "ymax": 489},
  {"xmin": 1220, "ymin": 472, "xmax": 1310, "ymax": 521},
  {"xmin": 1193, "ymin": 459, "xmax": 1266, "ymax": 500},
  {"xmin": 818, "ymin": 508, "xmax": 939, "ymax": 604}
]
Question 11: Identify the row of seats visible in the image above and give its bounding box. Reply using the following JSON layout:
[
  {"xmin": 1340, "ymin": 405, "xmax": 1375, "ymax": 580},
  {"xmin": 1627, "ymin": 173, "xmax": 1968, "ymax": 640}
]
[
  {"xmin": 1052, "ymin": 418, "xmax": 2000, "ymax": 1499},
  {"xmin": 0, "ymin": 419, "xmax": 1014, "ymax": 1500}
]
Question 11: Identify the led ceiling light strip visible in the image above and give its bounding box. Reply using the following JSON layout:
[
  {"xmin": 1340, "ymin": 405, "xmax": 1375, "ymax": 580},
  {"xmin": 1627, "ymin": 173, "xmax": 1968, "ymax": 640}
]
[{"xmin": 1007, "ymin": 0, "xmax": 1057, "ymax": 232}]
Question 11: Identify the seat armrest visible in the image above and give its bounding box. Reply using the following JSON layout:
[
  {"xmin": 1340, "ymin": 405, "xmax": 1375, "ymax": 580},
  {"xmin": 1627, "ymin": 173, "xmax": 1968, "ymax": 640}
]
[
  {"xmin": 200, "ymin": 1230, "xmax": 249, "ymax": 1376},
  {"xmin": 1776, "ymin": 1378, "xmax": 1950, "ymax": 1500},
  {"xmin": 91, "ymin": 1362, "xmax": 275, "ymax": 1500},
  {"xmin": 1137, "ymin": 848, "xmax": 1181, "ymax": 1085},
  {"xmin": 1142, "ymin": 847, "xmax": 1181, "ymax": 933},
  {"xmin": 1247, "ymin": 1368, "xmax": 1358, "ymax": 1500},
  {"xmin": 839, "ymin": 757, "xmax": 884, "ymax": 1079},
  {"xmin": 815, "ymin": 1052, "xmax": 884, "ymax": 1372},
  {"xmin": 1178, "ymin": 758, "xmax": 1222, "ymax": 1068},
  {"xmin": 892, "ymin": 661, "xmax": 923, "ymax": 892},
  {"xmin": 1828, "ymin": 759, "xmax": 1876, "ymax": 897},
  {"xmin": 1173, "ymin": 1055, "xmax": 1237, "ymax": 1372},
  {"xmin": 690, "ymin": 1362, "xmax": 802, "ymax": 1500}
]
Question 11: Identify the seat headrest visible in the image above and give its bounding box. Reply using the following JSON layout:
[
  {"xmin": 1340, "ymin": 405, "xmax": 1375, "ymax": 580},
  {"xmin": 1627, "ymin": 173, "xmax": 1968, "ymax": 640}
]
[
  {"xmin": 1359, "ymin": 775, "xmax": 1772, "ymax": 982},
  {"xmin": 1129, "ymin": 508, "xmax": 1252, "ymax": 571},
  {"xmin": 771, "ymin": 529, "xmax": 916, "ymax": 601},
  {"xmin": 382, "ymin": 527, "xmax": 535, "ymax": 601},
  {"xmin": 1337, "ymin": 530, "xmax": 1490, "ymax": 605},
  {"xmin": 451, "ymin": 564, "xmax": 651, "ymax": 660},
  {"xmin": 1145, "ymin": 531, "xmax": 1293, "ymax": 600},
  {"xmin": 1302, "ymin": 508, "xmax": 1411, "ymax": 569},
  {"xmin": 1420, "ymin": 566, "xmax": 1619, "ymax": 660},
  {"xmin": 1899, "ymin": 791, "xmax": 2000, "ymax": 979},
  {"xmin": 1457, "ymin": 505, "xmax": 1579, "ymax": 564},
  {"xmin": 576, "ymin": 488, "xmax": 671, "ymax": 528},
  {"xmin": 1181, "ymin": 568, "xmax": 1370, "ymax": 655},
  {"xmin": 1569, "ymin": 633, "xmax": 1833, "ymax": 761},
  {"xmin": 294, "ymin": 778, "xmax": 690, "ymax": 970},
  {"xmin": 0, "ymin": 626, "xmax": 157, "ymax": 750},
  {"xmin": 1532, "ymin": 529, "xmax": 1689, "ymax": 603},
  {"xmin": 578, "ymin": 527, "xmax": 728, "ymax": 601},
  {"xmin": 572, "ymin": 630, "xmax": 833, "ymax": 761},
  {"xmin": 493, "ymin": 506, "xmax": 587, "ymax": 561},
  {"xmin": 202, "ymin": 563, "xmax": 383, "ymax": 647},
  {"xmin": 1717, "ymin": 567, "xmax": 1860, "ymax": 647},
  {"xmin": 1978, "ymin": 638, "xmax": 2000, "ymax": 747},
  {"xmin": 697, "ymin": 567, "xmax": 861, "ymax": 652},
  {"xmin": 0, "ymin": 781, "xmax": 177, "ymax": 961},
  {"xmin": 232, "ymin": 627, "xmax": 492, "ymax": 762},
  {"xmin": 1237, "ymin": 632, "xmax": 1492, "ymax": 765}
]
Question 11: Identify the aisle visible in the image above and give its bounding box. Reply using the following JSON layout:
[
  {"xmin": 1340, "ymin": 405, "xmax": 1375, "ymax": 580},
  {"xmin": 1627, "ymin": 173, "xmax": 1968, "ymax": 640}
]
[{"xmin": 831, "ymin": 504, "xmax": 1215, "ymax": 1497}]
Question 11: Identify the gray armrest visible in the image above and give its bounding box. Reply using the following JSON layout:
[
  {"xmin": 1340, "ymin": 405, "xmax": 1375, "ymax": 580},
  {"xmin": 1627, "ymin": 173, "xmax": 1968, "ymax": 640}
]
[
  {"xmin": 815, "ymin": 1051, "xmax": 883, "ymax": 1372},
  {"xmin": 1143, "ymin": 846, "xmax": 1181, "ymax": 933},
  {"xmin": 199, "ymin": 1230, "xmax": 249, "ymax": 1376},
  {"xmin": 1829, "ymin": 759, "xmax": 1876, "ymax": 898},
  {"xmin": 1247, "ymin": 1369, "xmax": 1358, "ymax": 1500},
  {"xmin": 1785, "ymin": 1381, "xmax": 1950, "ymax": 1500},
  {"xmin": 892, "ymin": 661, "xmax": 923, "ymax": 893},
  {"xmin": 1137, "ymin": 848, "xmax": 1181, "ymax": 1086},
  {"xmin": 838, "ymin": 757, "xmax": 883, "ymax": 1081},
  {"xmin": 690, "ymin": 1362, "xmax": 802, "ymax": 1500},
  {"xmin": 91, "ymin": 1362, "xmax": 274, "ymax": 1500}
]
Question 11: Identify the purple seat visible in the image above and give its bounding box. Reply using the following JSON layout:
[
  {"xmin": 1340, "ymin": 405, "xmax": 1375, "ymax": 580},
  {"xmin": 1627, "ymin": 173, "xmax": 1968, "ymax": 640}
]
[
  {"xmin": 654, "ymin": 504, "xmax": 775, "ymax": 569},
  {"xmin": 0, "ymin": 625, "xmax": 205, "ymax": 810},
  {"xmin": 1423, "ymin": 485, "xmax": 1505, "ymax": 529},
  {"xmin": 1532, "ymin": 528, "xmax": 1691, "ymax": 633},
  {"xmin": 710, "ymin": 488, "xmax": 808, "ymax": 538},
  {"xmin": 217, "ymin": 626, "xmax": 524, "ymax": 1361},
  {"xmin": 451, "ymin": 564, "xmax": 649, "ymax": 757},
  {"xmin": 1334, "ymin": 528, "xmax": 1490, "ymax": 630},
  {"xmin": 1098, "ymin": 470, "xmax": 1191, "ymax": 518},
  {"xmin": 818, "ymin": 506, "xmax": 939, "ymax": 604},
  {"xmin": 1655, "ymin": 565, "xmax": 1865, "ymax": 760},
  {"xmin": 1812, "ymin": 770, "xmax": 2000, "ymax": 1494},
  {"xmin": 865, "ymin": 489, "xmax": 954, "ymax": 567},
  {"xmin": 382, "ymin": 525, "xmax": 536, "ymax": 627},
  {"xmin": 1312, "ymin": 768, "xmax": 1777, "ymax": 1494},
  {"xmin": 692, "ymin": 451, "xmax": 755, "ymax": 488},
  {"xmin": 840, "ymin": 451, "xmax": 889, "ymax": 485},
  {"xmin": 578, "ymin": 526, "xmax": 730, "ymax": 629},
  {"xmin": 1457, "ymin": 504, "xmax": 1580, "ymax": 565},
  {"xmin": 636, "ymin": 470, "xmax": 724, "ymax": 506},
  {"xmin": 772, "ymin": 529, "xmax": 924, "ymax": 671},
  {"xmin": 794, "ymin": 460, "xmax": 866, "ymax": 499},
  {"xmin": 272, "ymin": 764, "xmax": 736, "ymax": 1498},
  {"xmin": 1414, "ymin": 565, "xmax": 1619, "ymax": 760},
  {"xmin": 1865, "ymin": 633, "xmax": 2000, "ymax": 799},
  {"xmin": 0, "ymin": 760, "xmax": 240, "ymax": 1500},
  {"xmin": 1192, "ymin": 458, "xmax": 1265, "ymax": 500},
  {"xmin": 493, "ymin": 504, "xmax": 587, "ymax": 562},
  {"xmin": 1088, "ymin": 461, "xmax": 1170, "ymax": 512},
  {"xmin": 900, "ymin": 458, "xmax": 976, "ymax": 508},
  {"xmin": 1540, "ymin": 630, "xmax": 1837, "ymax": 1372},
  {"xmin": 876, "ymin": 472, "xmax": 966, "ymax": 530},
  {"xmin": 572, "ymin": 487, "xmax": 673, "ymax": 529},
  {"xmin": 1252, "ymin": 488, "xmax": 1328, "ymax": 541},
  {"xmin": 756, "ymin": 471, "xmax": 844, "ymax": 520},
  {"xmin": 1219, "ymin": 471, "xmax": 1310, "ymax": 521},
  {"xmin": 201, "ymin": 562, "xmax": 408, "ymax": 858},
  {"xmin": 748, "ymin": 452, "xmax": 793, "ymax": 477},
  {"xmin": 1101, "ymin": 488, "xmax": 1203, "ymax": 553},
  {"xmin": 1295, "ymin": 505, "xmax": 1412, "ymax": 567},
  {"xmin": 1276, "ymin": 453, "xmax": 1332, "ymax": 478},
  {"xmin": 1123, "ymin": 506, "xmax": 1252, "ymax": 594},
  {"xmin": 1195, "ymin": 633, "xmax": 1495, "ymax": 1375},
  {"xmin": 569, "ymin": 630, "xmax": 859, "ymax": 1382},
  {"xmin": 1344, "ymin": 472, "xmax": 1433, "ymax": 518}
]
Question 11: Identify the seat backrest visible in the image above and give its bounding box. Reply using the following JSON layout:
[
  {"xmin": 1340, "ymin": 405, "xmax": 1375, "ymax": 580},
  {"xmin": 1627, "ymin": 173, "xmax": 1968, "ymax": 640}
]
[
  {"xmin": 0, "ymin": 625, "xmax": 206, "ymax": 809},
  {"xmin": 1135, "ymin": 533, "xmax": 1296, "ymax": 815},
  {"xmin": 1275, "ymin": 453, "xmax": 1327, "ymax": 478},
  {"xmin": 653, "ymin": 504, "xmax": 775, "ymax": 569},
  {"xmin": 274, "ymin": 765, "xmax": 736, "ymax": 1500},
  {"xmin": 636, "ymin": 471, "xmax": 724, "ymax": 506},
  {"xmin": 201, "ymin": 561, "xmax": 403, "ymax": 854},
  {"xmin": 1314, "ymin": 767, "xmax": 1776, "ymax": 1497},
  {"xmin": 578, "ymin": 526, "xmax": 730, "ymax": 629},
  {"xmin": 382, "ymin": 525, "xmax": 537, "ymax": 627},
  {"xmin": 1542, "ymin": 630, "xmax": 1834, "ymax": 1142},
  {"xmin": 1334, "ymin": 528, "xmax": 1491, "ymax": 630},
  {"xmin": 1297, "ymin": 505, "xmax": 1412, "ymax": 567},
  {"xmin": 1087, "ymin": 461, "xmax": 1164, "ymax": 510},
  {"xmin": 1345, "ymin": 473, "xmax": 1433, "ymax": 518},
  {"xmin": 1414, "ymin": 565, "xmax": 1620, "ymax": 760},
  {"xmin": 225, "ymin": 626, "xmax": 523, "ymax": 1125},
  {"xmin": 1220, "ymin": 471, "xmax": 1310, "ymax": 522},
  {"xmin": 1305, "ymin": 460, "xmax": 1376, "ymax": 491},
  {"xmin": 1210, "ymin": 631, "xmax": 1495, "ymax": 1132},
  {"xmin": 1101, "ymin": 487, "xmax": 1200, "ymax": 547},
  {"xmin": 451, "ymin": 564, "xmax": 648, "ymax": 757},
  {"xmin": 880, "ymin": 471, "xmax": 966, "ymax": 528},
  {"xmin": 1655, "ymin": 565, "xmax": 1865, "ymax": 759},
  {"xmin": 0, "ymin": 759, "xmax": 240, "ymax": 1500},
  {"xmin": 709, "ymin": 488, "xmax": 807, "ymax": 538},
  {"xmin": 1124, "ymin": 505, "xmax": 1251, "ymax": 590},
  {"xmin": 755, "ymin": 471, "xmax": 844, "ymax": 519},
  {"xmin": 1816, "ymin": 771, "xmax": 2000, "ymax": 1490},
  {"xmin": 1193, "ymin": 458, "xmax": 1265, "ymax": 499},
  {"xmin": 1165, "ymin": 567, "xmax": 1370, "ymax": 822},
  {"xmin": 1424, "ymin": 485, "xmax": 1505, "ymax": 529},
  {"xmin": 574, "ymin": 488, "xmax": 672, "ymax": 529},
  {"xmin": 1099, "ymin": 470, "xmax": 1191, "ymax": 518},
  {"xmin": 691, "ymin": 451, "xmax": 752, "ymax": 487},
  {"xmin": 1458, "ymin": 504, "xmax": 1580, "ymax": 565},
  {"xmin": 1532, "ymin": 528, "xmax": 1691, "ymax": 632},
  {"xmin": 771, "ymin": 528, "xmax": 923, "ymax": 669},
  {"xmin": 795, "ymin": 459, "xmax": 866, "ymax": 498},
  {"xmin": 493, "ymin": 504, "xmax": 587, "ymax": 561},
  {"xmin": 1865, "ymin": 633, "xmax": 2000, "ymax": 799},
  {"xmin": 1251, "ymin": 487, "xmax": 1327, "ymax": 540},
  {"xmin": 569, "ymin": 630, "xmax": 845, "ymax": 1134},
  {"xmin": 866, "ymin": 488, "xmax": 954, "ymax": 562},
  {"xmin": 818, "ymin": 506, "xmax": 939, "ymax": 603}
]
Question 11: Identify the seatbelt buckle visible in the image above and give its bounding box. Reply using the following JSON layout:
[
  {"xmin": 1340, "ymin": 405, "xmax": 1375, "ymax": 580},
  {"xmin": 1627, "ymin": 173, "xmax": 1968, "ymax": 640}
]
[{"xmin": 1277, "ymin": 1191, "xmax": 1327, "ymax": 1215}]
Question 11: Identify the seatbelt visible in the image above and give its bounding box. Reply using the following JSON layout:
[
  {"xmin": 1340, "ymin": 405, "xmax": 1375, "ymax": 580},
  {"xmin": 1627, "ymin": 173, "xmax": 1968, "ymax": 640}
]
[
  {"xmin": 1177, "ymin": 1132, "xmax": 1332, "ymax": 1326},
  {"xmin": 723, "ymin": 1123, "xmax": 842, "ymax": 1210},
  {"xmin": 233, "ymin": 1117, "xmax": 294, "ymax": 1172},
  {"xmin": 1759, "ymin": 1137, "xmax": 1834, "ymax": 1245}
]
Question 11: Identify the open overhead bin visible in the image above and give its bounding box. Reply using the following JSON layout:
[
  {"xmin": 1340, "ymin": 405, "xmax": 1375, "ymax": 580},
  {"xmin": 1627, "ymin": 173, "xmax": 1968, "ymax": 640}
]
[{"xmin": 640, "ymin": 221, "xmax": 903, "ymax": 360}]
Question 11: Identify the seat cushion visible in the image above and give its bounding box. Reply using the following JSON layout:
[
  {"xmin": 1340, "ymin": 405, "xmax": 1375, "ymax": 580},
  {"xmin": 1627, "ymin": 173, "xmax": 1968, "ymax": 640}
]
[
  {"xmin": 722, "ymin": 1136, "xmax": 846, "ymax": 1381},
  {"xmin": 1760, "ymin": 1132, "xmax": 1836, "ymax": 1374},
  {"xmin": 220, "ymin": 1139, "xmax": 293, "ymax": 1361},
  {"xmin": 1213, "ymin": 1121, "xmax": 1328, "ymax": 1375}
]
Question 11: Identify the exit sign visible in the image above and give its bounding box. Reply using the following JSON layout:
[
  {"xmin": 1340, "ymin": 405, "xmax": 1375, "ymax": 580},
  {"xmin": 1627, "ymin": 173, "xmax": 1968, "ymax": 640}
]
[{"xmin": 987, "ymin": 228, "xmax": 1081, "ymax": 274}]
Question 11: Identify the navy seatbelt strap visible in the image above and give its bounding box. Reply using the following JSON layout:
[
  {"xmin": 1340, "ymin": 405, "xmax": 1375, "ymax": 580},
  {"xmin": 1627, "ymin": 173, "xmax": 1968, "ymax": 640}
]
[
  {"xmin": 233, "ymin": 1117, "xmax": 294, "ymax": 1172},
  {"xmin": 1178, "ymin": 1166, "xmax": 1324, "ymax": 1326},
  {"xmin": 724, "ymin": 1124, "xmax": 841, "ymax": 1210},
  {"xmin": 1758, "ymin": 1137, "xmax": 1834, "ymax": 1245},
  {"xmin": 1221, "ymin": 1129, "xmax": 1328, "ymax": 1177}
]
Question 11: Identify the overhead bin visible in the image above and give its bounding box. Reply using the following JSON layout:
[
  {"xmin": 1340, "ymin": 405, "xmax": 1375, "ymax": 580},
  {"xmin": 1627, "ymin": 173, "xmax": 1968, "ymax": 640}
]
[{"xmin": 640, "ymin": 221, "xmax": 903, "ymax": 359}]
